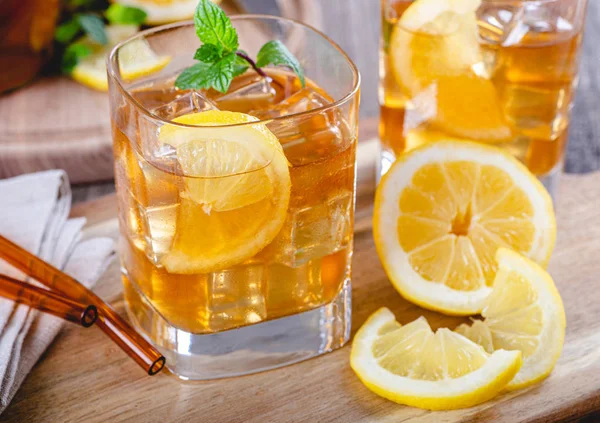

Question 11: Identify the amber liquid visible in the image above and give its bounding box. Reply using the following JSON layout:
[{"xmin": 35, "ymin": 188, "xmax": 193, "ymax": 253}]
[
  {"xmin": 380, "ymin": 0, "xmax": 583, "ymax": 176},
  {"xmin": 114, "ymin": 70, "xmax": 356, "ymax": 333}
]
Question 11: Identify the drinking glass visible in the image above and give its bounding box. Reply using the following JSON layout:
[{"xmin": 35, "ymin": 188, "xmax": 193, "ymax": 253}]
[
  {"xmin": 379, "ymin": 0, "xmax": 588, "ymax": 196},
  {"xmin": 107, "ymin": 16, "xmax": 360, "ymax": 380}
]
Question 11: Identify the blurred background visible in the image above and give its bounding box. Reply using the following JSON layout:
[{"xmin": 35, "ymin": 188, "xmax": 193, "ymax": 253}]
[{"xmin": 0, "ymin": 0, "xmax": 598, "ymax": 202}]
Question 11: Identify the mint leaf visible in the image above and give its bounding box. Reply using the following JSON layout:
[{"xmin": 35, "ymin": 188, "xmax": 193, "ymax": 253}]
[
  {"xmin": 76, "ymin": 14, "xmax": 107, "ymax": 45},
  {"xmin": 194, "ymin": 0, "xmax": 238, "ymax": 55},
  {"xmin": 61, "ymin": 43, "xmax": 92, "ymax": 74},
  {"xmin": 55, "ymin": 19, "xmax": 81, "ymax": 43},
  {"xmin": 194, "ymin": 44, "xmax": 220, "ymax": 62},
  {"xmin": 256, "ymin": 40, "xmax": 305, "ymax": 87},
  {"xmin": 232, "ymin": 54, "xmax": 249, "ymax": 77},
  {"xmin": 106, "ymin": 4, "xmax": 147, "ymax": 25},
  {"xmin": 176, "ymin": 53, "xmax": 235, "ymax": 92}
]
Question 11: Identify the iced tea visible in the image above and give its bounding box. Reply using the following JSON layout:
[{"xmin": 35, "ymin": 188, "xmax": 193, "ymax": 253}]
[
  {"xmin": 107, "ymin": 17, "xmax": 360, "ymax": 379},
  {"xmin": 380, "ymin": 0, "xmax": 587, "ymax": 185}
]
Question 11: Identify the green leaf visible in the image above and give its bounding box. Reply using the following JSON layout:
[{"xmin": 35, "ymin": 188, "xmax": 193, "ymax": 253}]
[
  {"xmin": 193, "ymin": 0, "xmax": 238, "ymax": 55},
  {"xmin": 256, "ymin": 40, "xmax": 305, "ymax": 87},
  {"xmin": 61, "ymin": 43, "xmax": 93, "ymax": 74},
  {"xmin": 232, "ymin": 54, "xmax": 249, "ymax": 78},
  {"xmin": 55, "ymin": 19, "xmax": 81, "ymax": 44},
  {"xmin": 194, "ymin": 44, "xmax": 221, "ymax": 62},
  {"xmin": 67, "ymin": 0, "xmax": 96, "ymax": 7},
  {"xmin": 175, "ymin": 53, "xmax": 235, "ymax": 92},
  {"xmin": 106, "ymin": 4, "xmax": 147, "ymax": 25},
  {"xmin": 76, "ymin": 14, "xmax": 107, "ymax": 45}
]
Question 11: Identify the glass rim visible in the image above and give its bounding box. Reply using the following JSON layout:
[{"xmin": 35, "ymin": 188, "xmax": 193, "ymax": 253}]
[
  {"xmin": 392, "ymin": 0, "xmax": 587, "ymax": 36},
  {"xmin": 107, "ymin": 15, "xmax": 361, "ymax": 129}
]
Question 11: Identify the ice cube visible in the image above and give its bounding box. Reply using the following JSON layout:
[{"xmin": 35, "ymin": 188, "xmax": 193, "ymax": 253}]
[
  {"xmin": 133, "ymin": 86, "xmax": 180, "ymax": 111},
  {"xmin": 213, "ymin": 76, "xmax": 277, "ymax": 112},
  {"xmin": 250, "ymin": 87, "xmax": 331, "ymax": 119},
  {"xmin": 203, "ymin": 262, "xmax": 267, "ymax": 331},
  {"xmin": 252, "ymin": 88, "xmax": 344, "ymax": 161},
  {"xmin": 262, "ymin": 191, "xmax": 353, "ymax": 268},
  {"xmin": 265, "ymin": 259, "xmax": 324, "ymax": 316},
  {"xmin": 152, "ymin": 91, "xmax": 218, "ymax": 121}
]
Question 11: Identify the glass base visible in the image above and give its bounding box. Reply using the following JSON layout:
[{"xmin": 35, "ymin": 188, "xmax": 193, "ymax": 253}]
[
  {"xmin": 378, "ymin": 148, "xmax": 562, "ymax": 201},
  {"xmin": 123, "ymin": 275, "xmax": 351, "ymax": 380}
]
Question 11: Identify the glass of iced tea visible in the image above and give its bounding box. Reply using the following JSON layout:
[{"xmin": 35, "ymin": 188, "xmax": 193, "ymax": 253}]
[
  {"xmin": 107, "ymin": 17, "xmax": 360, "ymax": 380},
  {"xmin": 379, "ymin": 0, "xmax": 588, "ymax": 195}
]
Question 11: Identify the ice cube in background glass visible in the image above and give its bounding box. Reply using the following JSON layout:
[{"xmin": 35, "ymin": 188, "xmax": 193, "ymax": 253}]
[
  {"xmin": 478, "ymin": 4, "xmax": 522, "ymax": 45},
  {"xmin": 152, "ymin": 91, "xmax": 219, "ymax": 121},
  {"xmin": 212, "ymin": 76, "xmax": 277, "ymax": 112}
]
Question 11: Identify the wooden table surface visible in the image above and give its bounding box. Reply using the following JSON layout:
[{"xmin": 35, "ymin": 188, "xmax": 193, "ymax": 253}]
[
  {"xmin": 1, "ymin": 137, "xmax": 599, "ymax": 423},
  {"xmin": 1, "ymin": 0, "xmax": 599, "ymax": 199}
]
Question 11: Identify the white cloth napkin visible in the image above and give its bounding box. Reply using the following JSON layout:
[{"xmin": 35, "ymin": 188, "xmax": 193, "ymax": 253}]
[{"xmin": 0, "ymin": 170, "xmax": 115, "ymax": 413}]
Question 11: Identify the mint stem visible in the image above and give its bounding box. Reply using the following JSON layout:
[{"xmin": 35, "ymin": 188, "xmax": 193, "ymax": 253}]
[{"xmin": 236, "ymin": 50, "xmax": 267, "ymax": 78}]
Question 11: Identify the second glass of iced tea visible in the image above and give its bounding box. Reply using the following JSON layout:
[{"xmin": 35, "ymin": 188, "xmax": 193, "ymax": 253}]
[
  {"xmin": 107, "ymin": 17, "xmax": 360, "ymax": 380},
  {"xmin": 380, "ymin": 0, "xmax": 588, "ymax": 195}
]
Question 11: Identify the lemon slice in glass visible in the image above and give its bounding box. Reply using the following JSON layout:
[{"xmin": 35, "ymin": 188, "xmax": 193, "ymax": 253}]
[
  {"xmin": 158, "ymin": 111, "xmax": 291, "ymax": 274},
  {"xmin": 373, "ymin": 141, "xmax": 556, "ymax": 315},
  {"xmin": 456, "ymin": 248, "xmax": 566, "ymax": 390},
  {"xmin": 350, "ymin": 308, "xmax": 522, "ymax": 410},
  {"xmin": 390, "ymin": 0, "xmax": 511, "ymax": 141}
]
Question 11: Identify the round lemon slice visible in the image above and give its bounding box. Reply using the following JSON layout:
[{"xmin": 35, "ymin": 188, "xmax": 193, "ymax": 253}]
[
  {"xmin": 373, "ymin": 141, "xmax": 556, "ymax": 315},
  {"xmin": 112, "ymin": 0, "xmax": 221, "ymax": 25},
  {"xmin": 389, "ymin": 0, "xmax": 511, "ymax": 141},
  {"xmin": 158, "ymin": 111, "xmax": 291, "ymax": 274},
  {"xmin": 71, "ymin": 25, "xmax": 170, "ymax": 91},
  {"xmin": 456, "ymin": 248, "xmax": 566, "ymax": 390},
  {"xmin": 350, "ymin": 308, "xmax": 522, "ymax": 410}
]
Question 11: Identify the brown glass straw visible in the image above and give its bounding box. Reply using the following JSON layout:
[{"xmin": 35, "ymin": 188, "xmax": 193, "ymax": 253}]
[
  {"xmin": 0, "ymin": 273, "xmax": 98, "ymax": 327},
  {"xmin": 0, "ymin": 235, "xmax": 165, "ymax": 375}
]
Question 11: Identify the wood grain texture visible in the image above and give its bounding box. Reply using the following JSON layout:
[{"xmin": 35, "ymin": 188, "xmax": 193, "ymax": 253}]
[{"xmin": 1, "ymin": 138, "xmax": 599, "ymax": 423}]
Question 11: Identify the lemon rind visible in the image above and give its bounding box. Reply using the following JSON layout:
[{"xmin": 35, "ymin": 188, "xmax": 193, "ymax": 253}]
[
  {"xmin": 351, "ymin": 308, "xmax": 522, "ymax": 410},
  {"xmin": 373, "ymin": 141, "xmax": 556, "ymax": 315}
]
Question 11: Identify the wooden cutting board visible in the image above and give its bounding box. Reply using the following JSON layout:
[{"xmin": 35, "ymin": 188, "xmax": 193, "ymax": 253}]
[{"xmin": 2, "ymin": 139, "xmax": 599, "ymax": 422}]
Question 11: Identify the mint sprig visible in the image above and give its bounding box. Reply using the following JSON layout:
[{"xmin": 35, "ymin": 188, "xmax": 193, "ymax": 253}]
[{"xmin": 176, "ymin": 0, "xmax": 305, "ymax": 93}]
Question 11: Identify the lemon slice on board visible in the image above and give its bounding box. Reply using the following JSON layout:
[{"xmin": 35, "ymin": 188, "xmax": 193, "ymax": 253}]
[
  {"xmin": 373, "ymin": 141, "xmax": 556, "ymax": 315},
  {"xmin": 350, "ymin": 308, "xmax": 522, "ymax": 410},
  {"xmin": 456, "ymin": 248, "xmax": 566, "ymax": 390},
  {"xmin": 389, "ymin": 0, "xmax": 511, "ymax": 141},
  {"xmin": 158, "ymin": 111, "xmax": 291, "ymax": 274},
  {"xmin": 71, "ymin": 25, "xmax": 170, "ymax": 91},
  {"xmin": 112, "ymin": 0, "xmax": 221, "ymax": 25}
]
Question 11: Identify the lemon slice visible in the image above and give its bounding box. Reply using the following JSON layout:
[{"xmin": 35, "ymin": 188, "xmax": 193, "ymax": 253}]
[
  {"xmin": 456, "ymin": 248, "xmax": 566, "ymax": 390},
  {"xmin": 112, "ymin": 0, "xmax": 220, "ymax": 25},
  {"xmin": 373, "ymin": 141, "xmax": 556, "ymax": 315},
  {"xmin": 390, "ymin": 0, "xmax": 511, "ymax": 141},
  {"xmin": 158, "ymin": 111, "xmax": 291, "ymax": 274},
  {"xmin": 71, "ymin": 25, "xmax": 170, "ymax": 91},
  {"xmin": 350, "ymin": 308, "xmax": 522, "ymax": 410}
]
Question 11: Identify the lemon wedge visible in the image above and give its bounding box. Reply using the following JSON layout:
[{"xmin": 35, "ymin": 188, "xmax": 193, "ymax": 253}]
[
  {"xmin": 390, "ymin": 0, "xmax": 511, "ymax": 141},
  {"xmin": 71, "ymin": 25, "xmax": 170, "ymax": 91},
  {"xmin": 456, "ymin": 248, "xmax": 566, "ymax": 390},
  {"xmin": 351, "ymin": 308, "xmax": 522, "ymax": 410},
  {"xmin": 373, "ymin": 141, "xmax": 556, "ymax": 315},
  {"xmin": 158, "ymin": 111, "xmax": 291, "ymax": 274}
]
